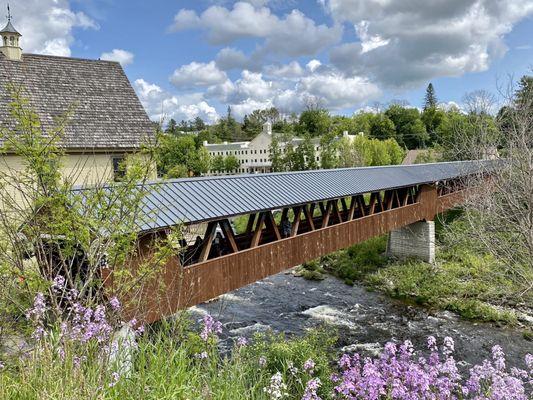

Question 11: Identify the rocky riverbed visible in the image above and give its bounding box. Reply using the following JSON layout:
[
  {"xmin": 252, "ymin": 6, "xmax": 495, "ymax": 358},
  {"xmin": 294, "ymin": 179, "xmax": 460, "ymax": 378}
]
[{"xmin": 191, "ymin": 269, "xmax": 532, "ymax": 368}]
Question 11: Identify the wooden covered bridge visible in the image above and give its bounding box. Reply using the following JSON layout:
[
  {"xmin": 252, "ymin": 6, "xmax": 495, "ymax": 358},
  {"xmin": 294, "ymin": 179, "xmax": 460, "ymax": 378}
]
[{"xmin": 101, "ymin": 160, "xmax": 493, "ymax": 323}]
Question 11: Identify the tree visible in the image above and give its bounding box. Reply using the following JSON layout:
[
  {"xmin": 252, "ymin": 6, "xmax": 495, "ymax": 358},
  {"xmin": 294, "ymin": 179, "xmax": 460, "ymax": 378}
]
[
  {"xmin": 188, "ymin": 147, "xmax": 211, "ymax": 176},
  {"xmin": 224, "ymin": 155, "xmax": 240, "ymax": 173},
  {"xmin": 211, "ymin": 155, "xmax": 226, "ymax": 174},
  {"xmin": 0, "ymin": 85, "xmax": 168, "ymax": 327},
  {"xmin": 165, "ymin": 118, "xmax": 178, "ymax": 135},
  {"xmin": 369, "ymin": 114, "xmax": 396, "ymax": 141},
  {"xmin": 269, "ymin": 133, "xmax": 285, "ymax": 172},
  {"xmin": 319, "ymin": 131, "xmax": 339, "ymax": 169},
  {"xmin": 337, "ymin": 136, "xmax": 363, "ymax": 168},
  {"xmin": 514, "ymin": 75, "xmax": 533, "ymax": 110},
  {"xmin": 293, "ymin": 134, "xmax": 317, "ymax": 171},
  {"xmin": 424, "ymin": 83, "xmax": 437, "ymax": 110},
  {"xmin": 297, "ymin": 109, "xmax": 331, "ymax": 137},
  {"xmin": 193, "ymin": 116, "xmax": 206, "ymax": 131},
  {"xmin": 385, "ymin": 105, "xmax": 429, "ymax": 149},
  {"xmin": 421, "ymin": 106, "xmax": 445, "ymax": 144},
  {"xmin": 458, "ymin": 76, "xmax": 533, "ymax": 297}
]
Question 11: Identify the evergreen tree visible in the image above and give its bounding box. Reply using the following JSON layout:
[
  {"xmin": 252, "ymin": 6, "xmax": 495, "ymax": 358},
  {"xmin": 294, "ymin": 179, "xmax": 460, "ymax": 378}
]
[
  {"xmin": 193, "ymin": 116, "xmax": 206, "ymax": 131},
  {"xmin": 165, "ymin": 118, "xmax": 178, "ymax": 135},
  {"xmin": 424, "ymin": 83, "xmax": 437, "ymax": 110}
]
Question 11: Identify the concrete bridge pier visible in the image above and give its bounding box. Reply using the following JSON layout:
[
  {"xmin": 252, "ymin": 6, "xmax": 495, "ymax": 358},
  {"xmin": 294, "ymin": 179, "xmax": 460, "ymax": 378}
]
[{"xmin": 386, "ymin": 220, "xmax": 435, "ymax": 263}]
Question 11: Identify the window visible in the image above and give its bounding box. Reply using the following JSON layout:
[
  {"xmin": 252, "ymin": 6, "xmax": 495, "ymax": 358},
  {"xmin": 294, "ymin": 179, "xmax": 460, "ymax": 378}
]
[{"xmin": 112, "ymin": 156, "xmax": 126, "ymax": 182}]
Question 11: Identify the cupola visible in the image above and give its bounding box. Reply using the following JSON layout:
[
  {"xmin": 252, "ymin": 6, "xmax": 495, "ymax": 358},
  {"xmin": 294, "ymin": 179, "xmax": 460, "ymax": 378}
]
[{"xmin": 0, "ymin": 5, "xmax": 22, "ymax": 61}]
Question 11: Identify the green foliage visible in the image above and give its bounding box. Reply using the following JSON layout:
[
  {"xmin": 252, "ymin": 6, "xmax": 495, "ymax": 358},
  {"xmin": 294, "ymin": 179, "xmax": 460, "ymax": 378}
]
[
  {"xmin": 319, "ymin": 131, "xmax": 339, "ymax": 169},
  {"xmin": 224, "ymin": 154, "xmax": 240, "ymax": 173},
  {"xmin": 296, "ymin": 109, "xmax": 331, "ymax": 137},
  {"xmin": 155, "ymin": 133, "xmax": 207, "ymax": 177},
  {"xmin": 330, "ymin": 134, "xmax": 405, "ymax": 168},
  {"xmin": 321, "ymin": 236, "xmax": 388, "ymax": 285},
  {"xmin": 385, "ymin": 105, "xmax": 429, "ymax": 149},
  {"xmin": 211, "ymin": 154, "xmax": 226, "ymax": 173},
  {"xmin": 294, "ymin": 259, "xmax": 326, "ymax": 281},
  {"xmin": 369, "ymin": 114, "xmax": 396, "ymax": 141}
]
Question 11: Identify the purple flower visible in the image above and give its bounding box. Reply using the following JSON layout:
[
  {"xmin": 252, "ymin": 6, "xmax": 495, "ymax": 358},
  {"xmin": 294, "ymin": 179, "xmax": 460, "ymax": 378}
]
[
  {"xmin": 303, "ymin": 358, "xmax": 316, "ymax": 374},
  {"xmin": 195, "ymin": 351, "xmax": 208, "ymax": 359},
  {"xmin": 51, "ymin": 275, "xmax": 65, "ymax": 293},
  {"xmin": 109, "ymin": 297, "xmax": 121, "ymax": 311},
  {"xmin": 302, "ymin": 378, "xmax": 321, "ymax": 400},
  {"xmin": 443, "ymin": 336, "xmax": 455, "ymax": 356},
  {"xmin": 26, "ymin": 292, "xmax": 46, "ymax": 321},
  {"xmin": 333, "ymin": 336, "xmax": 533, "ymax": 400},
  {"xmin": 259, "ymin": 356, "xmax": 267, "ymax": 368},
  {"xmin": 236, "ymin": 337, "xmax": 248, "ymax": 347},
  {"xmin": 200, "ymin": 314, "xmax": 222, "ymax": 342}
]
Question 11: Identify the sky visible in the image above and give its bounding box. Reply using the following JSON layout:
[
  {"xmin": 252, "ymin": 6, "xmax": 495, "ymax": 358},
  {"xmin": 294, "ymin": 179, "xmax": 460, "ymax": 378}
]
[{"xmin": 2, "ymin": 0, "xmax": 533, "ymax": 124}]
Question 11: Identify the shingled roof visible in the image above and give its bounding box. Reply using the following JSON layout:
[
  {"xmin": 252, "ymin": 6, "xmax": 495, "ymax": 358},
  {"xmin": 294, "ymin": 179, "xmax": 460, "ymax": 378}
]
[{"xmin": 0, "ymin": 53, "xmax": 154, "ymax": 150}]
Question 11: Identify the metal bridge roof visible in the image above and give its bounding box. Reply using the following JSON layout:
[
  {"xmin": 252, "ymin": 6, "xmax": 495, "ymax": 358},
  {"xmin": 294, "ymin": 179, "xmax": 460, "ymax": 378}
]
[{"xmin": 75, "ymin": 160, "xmax": 494, "ymax": 232}]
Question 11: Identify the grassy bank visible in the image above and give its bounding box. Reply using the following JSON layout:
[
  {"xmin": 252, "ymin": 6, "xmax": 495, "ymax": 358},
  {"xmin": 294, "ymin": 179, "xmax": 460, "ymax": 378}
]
[
  {"xmin": 298, "ymin": 212, "xmax": 532, "ymax": 328},
  {"xmin": 0, "ymin": 319, "xmax": 336, "ymax": 400}
]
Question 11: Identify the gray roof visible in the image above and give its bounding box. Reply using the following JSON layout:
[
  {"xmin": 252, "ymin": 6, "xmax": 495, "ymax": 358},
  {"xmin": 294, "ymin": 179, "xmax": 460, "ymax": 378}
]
[
  {"xmin": 0, "ymin": 20, "xmax": 19, "ymax": 34},
  {"xmin": 75, "ymin": 160, "xmax": 496, "ymax": 232},
  {"xmin": 0, "ymin": 53, "xmax": 154, "ymax": 150}
]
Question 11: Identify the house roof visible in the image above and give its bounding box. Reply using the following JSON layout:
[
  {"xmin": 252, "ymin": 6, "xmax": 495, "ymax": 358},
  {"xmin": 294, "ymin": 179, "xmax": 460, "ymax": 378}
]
[
  {"xmin": 74, "ymin": 160, "xmax": 497, "ymax": 232},
  {"xmin": 0, "ymin": 53, "xmax": 154, "ymax": 150}
]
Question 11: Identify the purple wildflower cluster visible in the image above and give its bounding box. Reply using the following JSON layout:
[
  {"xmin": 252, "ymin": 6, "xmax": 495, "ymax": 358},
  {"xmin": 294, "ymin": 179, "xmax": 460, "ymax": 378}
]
[
  {"xmin": 25, "ymin": 292, "xmax": 47, "ymax": 339},
  {"xmin": 60, "ymin": 302, "xmax": 113, "ymax": 344},
  {"xmin": 302, "ymin": 378, "xmax": 322, "ymax": 400},
  {"xmin": 200, "ymin": 314, "xmax": 222, "ymax": 342},
  {"xmin": 332, "ymin": 336, "xmax": 532, "ymax": 400}
]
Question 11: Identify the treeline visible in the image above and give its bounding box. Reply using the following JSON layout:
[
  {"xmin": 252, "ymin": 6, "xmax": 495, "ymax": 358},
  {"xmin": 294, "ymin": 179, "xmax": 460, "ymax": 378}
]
[{"xmin": 156, "ymin": 76, "xmax": 532, "ymax": 176}]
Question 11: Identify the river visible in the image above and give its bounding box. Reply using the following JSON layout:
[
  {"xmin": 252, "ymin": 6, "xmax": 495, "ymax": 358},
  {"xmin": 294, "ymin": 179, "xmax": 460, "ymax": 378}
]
[{"xmin": 191, "ymin": 269, "xmax": 532, "ymax": 368}]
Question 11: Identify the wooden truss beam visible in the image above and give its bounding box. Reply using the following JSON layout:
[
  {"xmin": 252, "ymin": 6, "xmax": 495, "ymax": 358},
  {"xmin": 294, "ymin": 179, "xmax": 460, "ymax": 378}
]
[{"xmin": 199, "ymin": 221, "xmax": 218, "ymax": 262}]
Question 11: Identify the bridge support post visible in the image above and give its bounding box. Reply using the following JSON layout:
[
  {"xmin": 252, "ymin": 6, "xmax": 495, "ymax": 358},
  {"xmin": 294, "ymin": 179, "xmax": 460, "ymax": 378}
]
[{"xmin": 386, "ymin": 220, "xmax": 435, "ymax": 263}]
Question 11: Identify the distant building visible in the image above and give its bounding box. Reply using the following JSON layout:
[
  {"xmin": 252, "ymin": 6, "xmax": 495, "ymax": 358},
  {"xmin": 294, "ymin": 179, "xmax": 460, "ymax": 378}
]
[
  {"xmin": 203, "ymin": 122, "xmax": 313, "ymax": 174},
  {"xmin": 0, "ymin": 11, "xmax": 155, "ymax": 185},
  {"xmin": 204, "ymin": 122, "xmax": 359, "ymax": 175}
]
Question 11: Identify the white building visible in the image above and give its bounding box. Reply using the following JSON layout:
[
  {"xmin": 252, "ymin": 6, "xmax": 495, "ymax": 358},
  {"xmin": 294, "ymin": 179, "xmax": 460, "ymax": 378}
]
[
  {"xmin": 203, "ymin": 122, "xmax": 322, "ymax": 175},
  {"xmin": 203, "ymin": 122, "xmax": 361, "ymax": 175}
]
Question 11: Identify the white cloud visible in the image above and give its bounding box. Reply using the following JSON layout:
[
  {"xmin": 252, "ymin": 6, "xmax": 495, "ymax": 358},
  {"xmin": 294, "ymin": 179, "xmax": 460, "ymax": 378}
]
[
  {"xmin": 170, "ymin": 61, "xmax": 228, "ymax": 88},
  {"xmin": 325, "ymin": 0, "xmax": 533, "ymax": 87},
  {"xmin": 0, "ymin": 0, "xmax": 98, "ymax": 57},
  {"xmin": 204, "ymin": 66, "xmax": 380, "ymax": 118},
  {"xmin": 170, "ymin": 1, "xmax": 341, "ymax": 57},
  {"xmin": 100, "ymin": 49, "xmax": 134, "ymax": 66},
  {"xmin": 264, "ymin": 61, "xmax": 304, "ymax": 79},
  {"xmin": 306, "ymin": 59, "xmax": 322, "ymax": 72},
  {"xmin": 134, "ymin": 79, "xmax": 220, "ymax": 124},
  {"xmin": 215, "ymin": 47, "xmax": 261, "ymax": 71}
]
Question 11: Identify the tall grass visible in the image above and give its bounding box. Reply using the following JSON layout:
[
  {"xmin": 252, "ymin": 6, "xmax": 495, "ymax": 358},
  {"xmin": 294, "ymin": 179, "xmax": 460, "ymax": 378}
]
[{"xmin": 0, "ymin": 317, "xmax": 336, "ymax": 400}]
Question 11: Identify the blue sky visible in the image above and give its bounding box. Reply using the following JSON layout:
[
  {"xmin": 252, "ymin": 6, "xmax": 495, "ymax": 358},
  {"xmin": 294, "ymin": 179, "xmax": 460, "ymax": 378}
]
[{"xmin": 3, "ymin": 0, "xmax": 533, "ymax": 123}]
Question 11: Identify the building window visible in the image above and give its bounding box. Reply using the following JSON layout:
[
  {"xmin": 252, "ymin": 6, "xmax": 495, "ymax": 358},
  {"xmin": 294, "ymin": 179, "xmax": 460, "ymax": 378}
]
[{"xmin": 112, "ymin": 156, "xmax": 126, "ymax": 182}]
